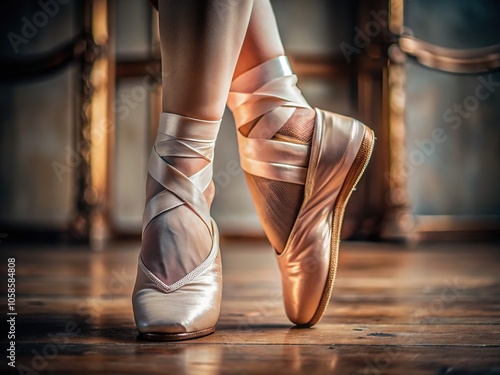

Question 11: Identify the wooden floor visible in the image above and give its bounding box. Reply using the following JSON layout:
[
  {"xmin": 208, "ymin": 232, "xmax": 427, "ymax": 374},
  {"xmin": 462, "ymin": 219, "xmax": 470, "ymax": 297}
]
[{"xmin": 1, "ymin": 240, "xmax": 500, "ymax": 374}]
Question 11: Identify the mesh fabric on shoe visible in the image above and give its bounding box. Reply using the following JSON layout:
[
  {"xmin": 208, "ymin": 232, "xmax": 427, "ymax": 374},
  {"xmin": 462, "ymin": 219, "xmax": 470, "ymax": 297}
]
[
  {"xmin": 275, "ymin": 108, "xmax": 315, "ymax": 144},
  {"xmin": 246, "ymin": 108, "xmax": 315, "ymax": 253}
]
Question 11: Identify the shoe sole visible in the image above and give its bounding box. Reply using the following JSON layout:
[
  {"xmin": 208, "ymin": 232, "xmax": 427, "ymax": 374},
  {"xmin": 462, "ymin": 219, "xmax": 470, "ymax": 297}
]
[
  {"xmin": 302, "ymin": 126, "xmax": 375, "ymax": 327},
  {"xmin": 138, "ymin": 326, "xmax": 215, "ymax": 342}
]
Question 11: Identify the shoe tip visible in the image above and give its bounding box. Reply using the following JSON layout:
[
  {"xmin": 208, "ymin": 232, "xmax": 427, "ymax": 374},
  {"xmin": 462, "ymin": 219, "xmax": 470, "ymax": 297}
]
[{"xmin": 138, "ymin": 321, "xmax": 189, "ymax": 334}]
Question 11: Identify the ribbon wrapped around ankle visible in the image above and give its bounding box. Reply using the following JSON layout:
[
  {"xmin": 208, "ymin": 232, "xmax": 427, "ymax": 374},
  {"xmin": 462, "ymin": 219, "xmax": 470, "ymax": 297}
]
[
  {"xmin": 228, "ymin": 56, "xmax": 312, "ymax": 185},
  {"xmin": 143, "ymin": 113, "xmax": 220, "ymax": 235}
]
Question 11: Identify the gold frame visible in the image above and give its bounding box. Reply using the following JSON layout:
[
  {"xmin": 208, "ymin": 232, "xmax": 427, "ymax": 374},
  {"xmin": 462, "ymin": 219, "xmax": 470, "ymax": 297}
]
[
  {"xmin": 73, "ymin": 0, "xmax": 115, "ymax": 249},
  {"xmin": 82, "ymin": 0, "xmax": 500, "ymax": 244},
  {"xmin": 383, "ymin": 0, "xmax": 500, "ymax": 240}
]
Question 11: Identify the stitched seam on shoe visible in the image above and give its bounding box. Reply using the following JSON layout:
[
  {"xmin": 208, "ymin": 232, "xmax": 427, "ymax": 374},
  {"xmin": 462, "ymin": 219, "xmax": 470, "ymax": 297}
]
[
  {"xmin": 277, "ymin": 108, "xmax": 322, "ymax": 257},
  {"xmin": 330, "ymin": 119, "xmax": 358, "ymax": 178},
  {"xmin": 278, "ymin": 112, "xmax": 357, "ymax": 258},
  {"xmin": 139, "ymin": 241, "xmax": 218, "ymax": 294}
]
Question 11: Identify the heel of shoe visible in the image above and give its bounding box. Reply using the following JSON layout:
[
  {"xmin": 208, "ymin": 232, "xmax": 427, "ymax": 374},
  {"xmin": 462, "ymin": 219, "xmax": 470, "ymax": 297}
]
[
  {"xmin": 134, "ymin": 112, "xmax": 223, "ymax": 341},
  {"xmin": 335, "ymin": 126, "xmax": 375, "ymax": 210},
  {"xmin": 305, "ymin": 125, "xmax": 375, "ymax": 327},
  {"xmin": 133, "ymin": 220, "xmax": 222, "ymax": 341},
  {"xmin": 138, "ymin": 326, "xmax": 216, "ymax": 342}
]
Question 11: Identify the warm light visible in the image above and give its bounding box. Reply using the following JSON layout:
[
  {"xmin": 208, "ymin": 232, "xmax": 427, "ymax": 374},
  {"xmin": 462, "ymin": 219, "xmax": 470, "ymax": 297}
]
[
  {"xmin": 389, "ymin": 0, "xmax": 404, "ymax": 34},
  {"xmin": 92, "ymin": 0, "xmax": 108, "ymax": 46},
  {"xmin": 90, "ymin": 58, "xmax": 109, "ymax": 205},
  {"xmin": 88, "ymin": 0, "xmax": 113, "ymax": 249}
]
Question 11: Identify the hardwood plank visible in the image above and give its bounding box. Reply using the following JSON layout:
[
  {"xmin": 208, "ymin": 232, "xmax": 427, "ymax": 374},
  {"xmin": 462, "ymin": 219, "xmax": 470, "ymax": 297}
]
[
  {"xmin": 15, "ymin": 308, "xmax": 500, "ymax": 345},
  {"xmin": 1, "ymin": 240, "xmax": 499, "ymax": 374},
  {"xmin": 13, "ymin": 296, "xmax": 500, "ymax": 328},
  {"xmin": 8, "ymin": 344, "xmax": 500, "ymax": 375}
]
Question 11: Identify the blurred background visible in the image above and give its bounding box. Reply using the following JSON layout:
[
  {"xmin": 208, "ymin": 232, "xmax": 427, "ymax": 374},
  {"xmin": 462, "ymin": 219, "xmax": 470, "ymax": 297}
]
[{"xmin": 0, "ymin": 0, "xmax": 499, "ymax": 247}]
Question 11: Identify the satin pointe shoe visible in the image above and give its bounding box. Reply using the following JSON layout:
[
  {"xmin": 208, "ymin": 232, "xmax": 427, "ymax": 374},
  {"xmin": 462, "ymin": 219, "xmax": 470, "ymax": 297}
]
[
  {"xmin": 132, "ymin": 113, "xmax": 222, "ymax": 341},
  {"xmin": 228, "ymin": 56, "xmax": 375, "ymax": 327}
]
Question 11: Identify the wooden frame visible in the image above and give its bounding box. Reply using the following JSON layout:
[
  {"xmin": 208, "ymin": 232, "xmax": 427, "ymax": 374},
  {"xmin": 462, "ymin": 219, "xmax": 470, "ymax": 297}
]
[
  {"xmin": 383, "ymin": 0, "xmax": 500, "ymax": 241},
  {"xmin": 72, "ymin": 0, "xmax": 115, "ymax": 249}
]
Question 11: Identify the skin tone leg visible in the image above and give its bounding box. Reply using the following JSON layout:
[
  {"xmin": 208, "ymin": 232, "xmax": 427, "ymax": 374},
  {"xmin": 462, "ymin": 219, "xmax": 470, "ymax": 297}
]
[
  {"xmin": 230, "ymin": 0, "xmax": 316, "ymax": 253},
  {"xmin": 233, "ymin": 0, "xmax": 285, "ymax": 79},
  {"xmin": 158, "ymin": 0, "xmax": 253, "ymax": 179},
  {"xmin": 142, "ymin": 0, "xmax": 253, "ymax": 281},
  {"xmin": 160, "ymin": 0, "xmax": 253, "ymax": 121}
]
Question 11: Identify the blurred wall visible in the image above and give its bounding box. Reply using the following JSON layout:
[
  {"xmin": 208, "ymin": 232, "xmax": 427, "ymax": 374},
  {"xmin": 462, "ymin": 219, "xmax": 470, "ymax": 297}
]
[
  {"xmin": 1, "ymin": 0, "xmax": 499, "ymax": 240},
  {"xmin": 212, "ymin": 0, "xmax": 358, "ymax": 234},
  {"xmin": 404, "ymin": 0, "xmax": 500, "ymax": 217},
  {"xmin": 0, "ymin": 1, "xmax": 81, "ymax": 230}
]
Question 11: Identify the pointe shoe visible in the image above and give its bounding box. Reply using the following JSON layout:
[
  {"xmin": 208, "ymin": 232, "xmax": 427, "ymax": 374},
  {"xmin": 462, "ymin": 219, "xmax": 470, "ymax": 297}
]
[
  {"xmin": 228, "ymin": 56, "xmax": 375, "ymax": 326},
  {"xmin": 132, "ymin": 113, "xmax": 222, "ymax": 341}
]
